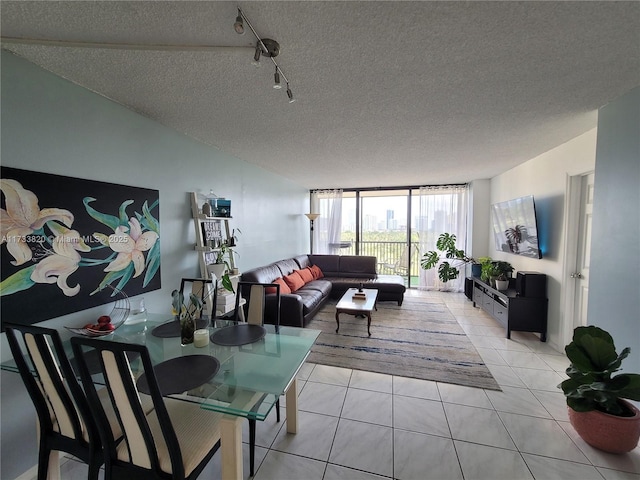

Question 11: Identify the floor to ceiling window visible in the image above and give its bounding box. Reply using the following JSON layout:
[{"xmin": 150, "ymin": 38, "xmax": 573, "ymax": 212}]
[{"xmin": 312, "ymin": 185, "xmax": 468, "ymax": 290}]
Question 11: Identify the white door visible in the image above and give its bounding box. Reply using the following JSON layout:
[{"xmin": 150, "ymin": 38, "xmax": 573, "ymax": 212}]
[{"xmin": 572, "ymin": 172, "xmax": 594, "ymax": 329}]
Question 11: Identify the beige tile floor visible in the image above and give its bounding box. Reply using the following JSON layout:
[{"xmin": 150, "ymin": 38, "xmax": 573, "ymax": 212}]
[{"xmin": 27, "ymin": 290, "xmax": 640, "ymax": 480}]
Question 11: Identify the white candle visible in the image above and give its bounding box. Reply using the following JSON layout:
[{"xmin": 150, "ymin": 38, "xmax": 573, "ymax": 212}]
[{"xmin": 194, "ymin": 329, "xmax": 209, "ymax": 348}]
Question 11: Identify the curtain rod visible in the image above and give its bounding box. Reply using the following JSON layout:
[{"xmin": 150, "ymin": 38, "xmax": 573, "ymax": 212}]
[{"xmin": 310, "ymin": 183, "xmax": 468, "ymax": 193}]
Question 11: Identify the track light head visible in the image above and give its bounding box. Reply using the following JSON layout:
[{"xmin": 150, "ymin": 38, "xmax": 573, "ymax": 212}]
[
  {"xmin": 252, "ymin": 44, "xmax": 261, "ymax": 67},
  {"xmin": 287, "ymin": 84, "xmax": 295, "ymax": 103},
  {"xmin": 274, "ymin": 69, "xmax": 282, "ymax": 89},
  {"xmin": 233, "ymin": 9, "xmax": 245, "ymax": 35}
]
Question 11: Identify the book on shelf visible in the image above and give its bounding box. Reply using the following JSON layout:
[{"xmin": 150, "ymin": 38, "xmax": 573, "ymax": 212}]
[{"xmin": 216, "ymin": 293, "xmax": 236, "ymax": 306}]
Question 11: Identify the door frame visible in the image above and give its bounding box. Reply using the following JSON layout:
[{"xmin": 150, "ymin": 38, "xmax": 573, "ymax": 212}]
[{"xmin": 561, "ymin": 170, "xmax": 594, "ymax": 347}]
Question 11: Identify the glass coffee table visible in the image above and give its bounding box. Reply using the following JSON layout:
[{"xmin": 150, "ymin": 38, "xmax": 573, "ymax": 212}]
[{"xmin": 335, "ymin": 288, "xmax": 378, "ymax": 336}]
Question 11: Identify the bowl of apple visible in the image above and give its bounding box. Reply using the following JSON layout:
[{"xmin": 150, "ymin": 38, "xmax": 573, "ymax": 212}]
[{"xmin": 66, "ymin": 286, "xmax": 130, "ymax": 337}]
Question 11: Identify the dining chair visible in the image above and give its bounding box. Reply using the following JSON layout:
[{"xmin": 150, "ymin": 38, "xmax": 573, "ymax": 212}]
[
  {"xmin": 4, "ymin": 323, "xmax": 104, "ymax": 480},
  {"xmin": 70, "ymin": 336, "xmax": 222, "ymax": 480},
  {"xmin": 233, "ymin": 281, "xmax": 281, "ymax": 477},
  {"xmin": 179, "ymin": 277, "xmax": 217, "ymax": 320}
]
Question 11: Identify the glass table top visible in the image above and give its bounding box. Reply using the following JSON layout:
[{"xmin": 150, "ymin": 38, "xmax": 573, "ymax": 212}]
[{"xmin": 2, "ymin": 313, "xmax": 321, "ymax": 421}]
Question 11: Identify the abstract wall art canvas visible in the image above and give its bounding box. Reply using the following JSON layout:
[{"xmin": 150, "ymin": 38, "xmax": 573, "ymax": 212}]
[{"xmin": 1, "ymin": 167, "xmax": 161, "ymax": 326}]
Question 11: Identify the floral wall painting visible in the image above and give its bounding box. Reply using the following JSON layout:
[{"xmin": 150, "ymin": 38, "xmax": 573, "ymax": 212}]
[{"xmin": 0, "ymin": 167, "xmax": 161, "ymax": 327}]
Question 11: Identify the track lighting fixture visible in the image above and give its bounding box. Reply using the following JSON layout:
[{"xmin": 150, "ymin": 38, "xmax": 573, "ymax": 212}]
[
  {"xmin": 252, "ymin": 44, "xmax": 261, "ymax": 66},
  {"xmin": 233, "ymin": 9, "xmax": 245, "ymax": 35},
  {"xmin": 273, "ymin": 68, "xmax": 282, "ymax": 89},
  {"xmin": 287, "ymin": 83, "xmax": 295, "ymax": 103},
  {"xmin": 233, "ymin": 6, "xmax": 295, "ymax": 103}
]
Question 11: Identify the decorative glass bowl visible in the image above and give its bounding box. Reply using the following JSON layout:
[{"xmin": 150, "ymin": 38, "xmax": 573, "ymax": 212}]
[{"xmin": 66, "ymin": 286, "xmax": 130, "ymax": 337}]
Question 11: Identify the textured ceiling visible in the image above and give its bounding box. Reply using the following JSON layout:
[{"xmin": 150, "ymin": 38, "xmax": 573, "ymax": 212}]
[{"xmin": 1, "ymin": 1, "xmax": 639, "ymax": 189}]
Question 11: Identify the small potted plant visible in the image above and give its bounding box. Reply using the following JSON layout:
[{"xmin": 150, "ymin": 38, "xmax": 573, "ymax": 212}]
[
  {"xmin": 206, "ymin": 244, "xmax": 235, "ymax": 292},
  {"xmin": 495, "ymin": 273, "xmax": 510, "ymax": 290},
  {"xmin": 558, "ymin": 326, "xmax": 640, "ymax": 453},
  {"xmin": 493, "ymin": 261, "xmax": 513, "ymax": 290},
  {"xmin": 171, "ymin": 289, "xmax": 203, "ymax": 345},
  {"xmin": 226, "ymin": 228, "xmax": 242, "ymax": 247},
  {"xmin": 477, "ymin": 257, "xmax": 493, "ymax": 282}
]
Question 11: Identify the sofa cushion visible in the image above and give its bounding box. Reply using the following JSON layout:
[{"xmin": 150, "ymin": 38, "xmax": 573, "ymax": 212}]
[
  {"xmin": 297, "ymin": 267, "xmax": 314, "ymax": 283},
  {"xmin": 293, "ymin": 255, "xmax": 311, "ymax": 269},
  {"xmin": 300, "ymin": 279, "xmax": 332, "ymax": 297},
  {"xmin": 241, "ymin": 262, "xmax": 282, "ymax": 284},
  {"xmin": 310, "ymin": 265, "xmax": 323, "ymax": 279},
  {"xmin": 308, "ymin": 255, "xmax": 340, "ymax": 276},
  {"xmin": 338, "ymin": 255, "xmax": 377, "ymax": 276},
  {"xmin": 295, "ymin": 288, "xmax": 327, "ymax": 315},
  {"xmin": 283, "ymin": 272, "xmax": 305, "ymax": 292},
  {"xmin": 266, "ymin": 277, "xmax": 290, "ymax": 295},
  {"xmin": 275, "ymin": 258, "xmax": 300, "ymax": 277}
]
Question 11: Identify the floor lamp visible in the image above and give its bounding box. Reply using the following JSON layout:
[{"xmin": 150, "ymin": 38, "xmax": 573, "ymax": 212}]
[{"xmin": 305, "ymin": 213, "xmax": 320, "ymax": 253}]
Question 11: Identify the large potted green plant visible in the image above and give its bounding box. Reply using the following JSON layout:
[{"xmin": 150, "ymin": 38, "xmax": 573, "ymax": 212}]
[
  {"xmin": 421, "ymin": 233, "xmax": 474, "ymax": 283},
  {"xmin": 558, "ymin": 326, "xmax": 640, "ymax": 453}
]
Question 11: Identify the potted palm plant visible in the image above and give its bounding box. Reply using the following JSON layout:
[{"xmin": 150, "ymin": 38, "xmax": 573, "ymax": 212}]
[{"xmin": 558, "ymin": 326, "xmax": 640, "ymax": 453}]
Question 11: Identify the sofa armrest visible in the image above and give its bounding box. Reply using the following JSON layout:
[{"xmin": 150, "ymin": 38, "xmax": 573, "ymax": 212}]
[{"xmin": 279, "ymin": 294, "xmax": 304, "ymax": 328}]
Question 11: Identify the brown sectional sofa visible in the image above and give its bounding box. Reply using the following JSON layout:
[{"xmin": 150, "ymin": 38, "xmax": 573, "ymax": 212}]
[{"xmin": 240, "ymin": 254, "xmax": 406, "ymax": 328}]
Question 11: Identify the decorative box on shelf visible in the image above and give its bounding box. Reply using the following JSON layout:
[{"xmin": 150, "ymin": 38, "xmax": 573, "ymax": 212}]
[{"xmin": 217, "ymin": 293, "xmax": 235, "ymax": 306}]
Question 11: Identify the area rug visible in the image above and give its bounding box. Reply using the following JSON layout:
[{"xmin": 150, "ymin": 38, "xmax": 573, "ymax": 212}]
[{"xmin": 307, "ymin": 296, "xmax": 501, "ymax": 391}]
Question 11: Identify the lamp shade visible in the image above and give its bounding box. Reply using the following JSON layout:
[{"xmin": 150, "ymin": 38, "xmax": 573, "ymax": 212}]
[{"xmin": 305, "ymin": 213, "xmax": 320, "ymax": 221}]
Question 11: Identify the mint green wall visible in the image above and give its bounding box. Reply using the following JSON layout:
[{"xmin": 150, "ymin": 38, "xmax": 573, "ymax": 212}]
[
  {"xmin": 1, "ymin": 50, "xmax": 308, "ymax": 479},
  {"xmin": 589, "ymin": 86, "xmax": 640, "ymax": 373}
]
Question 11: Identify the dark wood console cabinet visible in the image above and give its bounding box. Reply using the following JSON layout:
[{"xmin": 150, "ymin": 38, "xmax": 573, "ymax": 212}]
[{"xmin": 471, "ymin": 277, "xmax": 547, "ymax": 342}]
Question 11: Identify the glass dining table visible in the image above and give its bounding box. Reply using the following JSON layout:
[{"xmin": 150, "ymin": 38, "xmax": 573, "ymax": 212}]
[{"xmin": 2, "ymin": 313, "xmax": 321, "ymax": 480}]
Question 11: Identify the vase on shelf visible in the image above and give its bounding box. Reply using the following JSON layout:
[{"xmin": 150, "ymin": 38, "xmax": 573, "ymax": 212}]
[{"xmin": 180, "ymin": 315, "xmax": 196, "ymax": 346}]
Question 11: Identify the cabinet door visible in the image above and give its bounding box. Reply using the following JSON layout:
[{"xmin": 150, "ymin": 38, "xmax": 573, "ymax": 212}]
[
  {"xmin": 481, "ymin": 292, "xmax": 494, "ymax": 314},
  {"xmin": 509, "ymin": 298, "xmax": 547, "ymax": 333},
  {"xmin": 493, "ymin": 299, "xmax": 508, "ymax": 327}
]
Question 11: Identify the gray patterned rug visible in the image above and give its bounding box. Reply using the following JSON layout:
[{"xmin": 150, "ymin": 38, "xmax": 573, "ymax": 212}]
[{"xmin": 307, "ymin": 296, "xmax": 500, "ymax": 391}]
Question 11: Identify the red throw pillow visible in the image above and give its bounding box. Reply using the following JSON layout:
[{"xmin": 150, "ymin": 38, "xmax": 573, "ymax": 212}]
[
  {"xmin": 310, "ymin": 264, "xmax": 324, "ymax": 279},
  {"xmin": 268, "ymin": 277, "xmax": 291, "ymax": 295},
  {"xmin": 297, "ymin": 267, "xmax": 314, "ymax": 283},
  {"xmin": 283, "ymin": 271, "xmax": 305, "ymax": 292}
]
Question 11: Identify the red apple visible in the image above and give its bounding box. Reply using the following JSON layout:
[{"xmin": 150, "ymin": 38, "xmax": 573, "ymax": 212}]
[
  {"xmin": 97, "ymin": 315, "xmax": 111, "ymax": 325},
  {"xmin": 99, "ymin": 323, "xmax": 115, "ymax": 332},
  {"xmin": 83, "ymin": 323, "xmax": 95, "ymax": 330}
]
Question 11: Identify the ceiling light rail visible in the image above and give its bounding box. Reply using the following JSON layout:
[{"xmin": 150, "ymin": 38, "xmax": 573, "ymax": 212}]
[
  {"xmin": 234, "ymin": 6, "xmax": 294, "ymax": 103},
  {"xmin": 0, "ymin": 36, "xmax": 253, "ymax": 53}
]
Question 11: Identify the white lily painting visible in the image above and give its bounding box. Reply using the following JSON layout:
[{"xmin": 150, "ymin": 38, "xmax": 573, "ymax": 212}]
[{"xmin": 1, "ymin": 167, "xmax": 161, "ymax": 323}]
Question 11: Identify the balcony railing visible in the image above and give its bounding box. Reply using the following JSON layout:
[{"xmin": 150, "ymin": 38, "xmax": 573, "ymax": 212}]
[{"xmin": 331, "ymin": 241, "xmax": 422, "ymax": 282}]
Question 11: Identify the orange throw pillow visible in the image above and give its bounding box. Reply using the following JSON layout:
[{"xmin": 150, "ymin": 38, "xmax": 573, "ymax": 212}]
[
  {"xmin": 310, "ymin": 264, "xmax": 324, "ymax": 279},
  {"xmin": 283, "ymin": 271, "xmax": 305, "ymax": 292},
  {"xmin": 297, "ymin": 267, "xmax": 314, "ymax": 283},
  {"xmin": 267, "ymin": 277, "xmax": 291, "ymax": 295}
]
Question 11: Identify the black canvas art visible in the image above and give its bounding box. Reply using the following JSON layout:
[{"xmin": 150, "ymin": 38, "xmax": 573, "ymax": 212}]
[{"xmin": 1, "ymin": 167, "xmax": 161, "ymax": 326}]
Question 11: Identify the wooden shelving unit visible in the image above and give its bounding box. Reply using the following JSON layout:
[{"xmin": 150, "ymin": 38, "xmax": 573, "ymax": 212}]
[{"xmin": 190, "ymin": 192, "xmax": 241, "ymax": 316}]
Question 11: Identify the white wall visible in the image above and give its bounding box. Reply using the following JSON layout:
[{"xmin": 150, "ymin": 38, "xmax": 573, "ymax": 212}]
[
  {"xmin": 489, "ymin": 129, "xmax": 597, "ymax": 352},
  {"xmin": 589, "ymin": 86, "xmax": 640, "ymax": 373},
  {"xmin": 1, "ymin": 51, "xmax": 309, "ymax": 479}
]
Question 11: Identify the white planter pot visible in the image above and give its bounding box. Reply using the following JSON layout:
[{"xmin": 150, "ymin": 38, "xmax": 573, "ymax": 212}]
[
  {"xmin": 495, "ymin": 279, "xmax": 510, "ymax": 290},
  {"xmin": 207, "ymin": 263, "xmax": 227, "ymax": 281}
]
